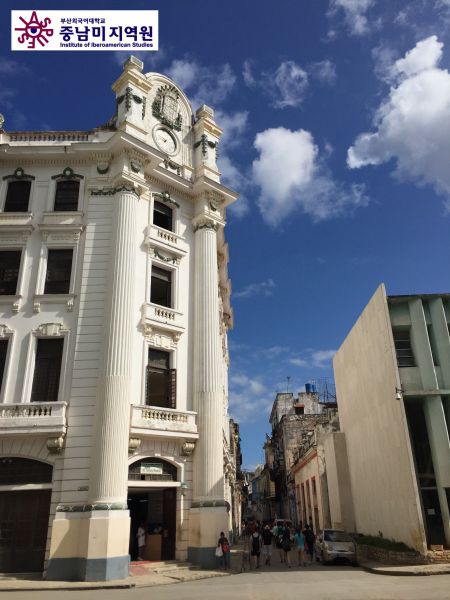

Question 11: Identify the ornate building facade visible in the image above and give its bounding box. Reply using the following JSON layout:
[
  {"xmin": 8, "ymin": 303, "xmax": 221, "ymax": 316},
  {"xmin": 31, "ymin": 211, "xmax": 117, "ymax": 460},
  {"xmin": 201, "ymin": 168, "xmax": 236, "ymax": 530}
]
[{"xmin": 0, "ymin": 57, "xmax": 238, "ymax": 580}]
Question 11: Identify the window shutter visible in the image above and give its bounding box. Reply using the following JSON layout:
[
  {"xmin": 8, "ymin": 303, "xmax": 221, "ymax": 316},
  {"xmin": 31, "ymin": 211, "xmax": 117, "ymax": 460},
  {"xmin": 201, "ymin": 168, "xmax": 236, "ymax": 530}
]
[{"xmin": 169, "ymin": 368, "xmax": 176, "ymax": 409}]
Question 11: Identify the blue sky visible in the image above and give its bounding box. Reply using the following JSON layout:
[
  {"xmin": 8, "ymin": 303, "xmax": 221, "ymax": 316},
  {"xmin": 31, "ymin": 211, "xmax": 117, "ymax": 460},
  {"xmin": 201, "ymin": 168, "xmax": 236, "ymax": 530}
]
[{"xmin": 3, "ymin": 0, "xmax": 450, "ymax": 468}]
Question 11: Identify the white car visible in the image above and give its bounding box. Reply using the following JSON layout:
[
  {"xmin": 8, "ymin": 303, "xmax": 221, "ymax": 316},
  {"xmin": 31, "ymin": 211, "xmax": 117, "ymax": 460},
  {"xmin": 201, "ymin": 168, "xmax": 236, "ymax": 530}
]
[{"xmin": 315, "ymin": 529, "xmax": 357, "ymax": 565}]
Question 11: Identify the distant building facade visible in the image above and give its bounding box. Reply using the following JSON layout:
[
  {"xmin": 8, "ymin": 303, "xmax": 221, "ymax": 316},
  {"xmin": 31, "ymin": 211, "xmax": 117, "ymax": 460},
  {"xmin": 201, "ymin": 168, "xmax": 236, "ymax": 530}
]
[{"xmin": 334, "ymin": 284, "xmax": 450, "ymax": 553}]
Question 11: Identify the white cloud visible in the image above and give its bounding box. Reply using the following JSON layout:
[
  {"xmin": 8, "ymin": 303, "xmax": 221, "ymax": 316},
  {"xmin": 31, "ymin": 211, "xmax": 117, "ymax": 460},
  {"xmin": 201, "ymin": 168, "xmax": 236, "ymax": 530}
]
[
  {"xmin": 393, "ymin": 36, "xmax": 443, "ymax": 78},
  {"xmin": 228, "ymin": 373, "xmax": 272, "ymax": 423},
  {"xmin": 234, "ymin": 278, "xmax": 275, "ymax": 299},
  {"xmin": 242, "ymin": 60, "xmax": 256, "ymax": 87},
  {"xmin": 311, "ymin": 350, "xmax": 336, "ymax": 367},
  {"xmin": 310, "ymin": 60, "xmax": 337, "ymax": 84},
  {"xmin": 289, "ymin": 358, "xmax": 310, "ymax": 367},
  {"xmin": 272, "ymin": 61, "xmax": 309, "ymax": 108},
  {"xmin": 328, "ymin": 0, "xmax": 375, "ymax": 36},
  {"xmin": 166, "ymin": 57, "xmax": 236, "ymax": 109},
  {"xmin": 253, "ymin": 127, "xmax": 368, "ymax": 226},
  {"xmin": 348, "ymin": 36, "xmax": 450, "ymax": 210}
]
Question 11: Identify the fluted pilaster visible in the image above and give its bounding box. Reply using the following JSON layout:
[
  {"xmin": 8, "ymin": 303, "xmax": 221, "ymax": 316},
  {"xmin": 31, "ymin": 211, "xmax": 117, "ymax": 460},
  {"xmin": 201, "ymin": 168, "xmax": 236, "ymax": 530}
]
[
  {"xmin": 89, "ymin": 186, "xmax": 138, "ymax": 504},
  {"xmin": 192, "ymin": 220, "xmax": 224, "ymax": 500}
]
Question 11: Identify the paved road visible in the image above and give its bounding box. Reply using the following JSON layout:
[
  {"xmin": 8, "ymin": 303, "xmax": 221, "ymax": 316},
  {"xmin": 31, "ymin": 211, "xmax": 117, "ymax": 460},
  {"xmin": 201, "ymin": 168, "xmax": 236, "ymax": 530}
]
[{"xmin": 8, "ymin": 564, "xmax": 450, "ymax": 600}]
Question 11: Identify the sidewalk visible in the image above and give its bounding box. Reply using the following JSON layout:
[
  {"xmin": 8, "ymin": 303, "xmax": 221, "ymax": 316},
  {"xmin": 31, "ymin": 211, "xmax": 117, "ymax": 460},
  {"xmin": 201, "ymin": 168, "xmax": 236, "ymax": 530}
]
[
  {"xmin": 359, "ymin": 561, "xmax": 450, "ymax": 577},
  {"xmin": 0, "ymin": 559, "xmax": 233, "ymax": 592}
]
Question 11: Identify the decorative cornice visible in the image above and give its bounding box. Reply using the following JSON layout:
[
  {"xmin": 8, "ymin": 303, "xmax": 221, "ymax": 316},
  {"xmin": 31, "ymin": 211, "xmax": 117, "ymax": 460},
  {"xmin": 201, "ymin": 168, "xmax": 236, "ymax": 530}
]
[
  {"xmin": 194, "ymin": 134, "xmax": 218, "ymax": 157},
  {"xmin": 2, "ymin": 167, "xmax": 35, "ymax": 181},
  {"xmin": 51, "ymin": 166, "xmax": 84, "ymax": 180},
  {"xmin": 163, "ymin": 159, "xmax": 181, "ymax": 176},
  {"xmin": 153, "ymin": 190, "xmax": 180, "ymax": 208},
  {"xmin": 91, "ymin": 184, "xmax": 140, "ymax": 198},
  {"xmin": 0, "ymin": 324, "xmax": 13, "ymax": 338},
  {"xmin": 193, "ymin": 218, "xmax": 218, "ymax": 233},
  {"xmin": 117, "ymin": 86, "xmax": 145, "ymax": 118},
  {"xmin": 150, "ymin": 247, "xmax": 179, "ymax": 265},
  {"xmin": 152, "ymin": 85, "xmax": 182, "ymax": 131},
  {"xmin": 56, "ymin": 502, "xmax": 128, "ymax": 512}
]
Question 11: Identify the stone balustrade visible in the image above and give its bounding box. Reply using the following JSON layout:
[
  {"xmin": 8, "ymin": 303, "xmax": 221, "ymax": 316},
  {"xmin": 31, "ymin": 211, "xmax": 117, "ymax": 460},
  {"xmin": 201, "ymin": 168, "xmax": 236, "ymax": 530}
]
[
  {"xmin": 130, "ymin": 404, "xmax": 198, "ymax": 439},
  {"xmin": 8, "ymin": 131, "xmax": 89, "ymax": 142},
  {"xmin": 141, "ymin": 302, "xmax": 185, "ymax": 337},
  {"xmin": 144, "ymin": 224, "xmax": 188, "ymax": 259},
  {"xmin": 0, "ymin": 402, "xmax": 67, "ymax": 436}
]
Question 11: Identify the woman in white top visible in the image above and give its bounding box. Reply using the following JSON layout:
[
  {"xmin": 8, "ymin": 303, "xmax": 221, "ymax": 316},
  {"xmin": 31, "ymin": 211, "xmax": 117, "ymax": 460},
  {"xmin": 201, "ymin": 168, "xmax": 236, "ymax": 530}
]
[{"xmin": 137, "ymin": 521, "xmax": 146, "ymax": 561}]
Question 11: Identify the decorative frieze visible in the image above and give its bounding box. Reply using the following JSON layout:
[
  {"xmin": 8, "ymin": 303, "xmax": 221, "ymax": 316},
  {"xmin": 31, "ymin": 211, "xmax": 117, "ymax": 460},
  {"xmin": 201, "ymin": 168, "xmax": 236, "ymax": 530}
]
[
  {"xmin": 56, "ymin": 502, "xmax": 128, "ymax": 513},
  {"xmin": 153, "ymin": 190, "xmax": 180, "ymax": 208},
  {"xmin": 2, "ymin": 166, "xmax": 35, "ymax": 181},
  {"xmin": 194, "ymin": 134, "xmax": 218, "ymax": 157},
  {"xmin": 33, "ymin": 322, "xmax": 68, "ymax": 337},
  {"xmin": 51, "ymin": 166, "xmax": 84, "ymax": 181},
  {"xmin": 91, "ymin": 184, "xmax": 140, "ymax": 198},
  {"xmin": 152, "ymin": 85, "xmax": 182, "ymax": 131}
]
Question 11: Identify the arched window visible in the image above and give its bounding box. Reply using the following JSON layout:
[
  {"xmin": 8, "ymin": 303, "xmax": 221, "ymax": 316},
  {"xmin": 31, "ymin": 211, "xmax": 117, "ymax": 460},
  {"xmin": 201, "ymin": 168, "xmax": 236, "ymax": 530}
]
[
  {"xmin": 128, "ymin": 458, "xmax": 177, "ymax": 482},
  {"xmin": 0, "ymin": 457, "xmax": 52, "ymax": 484}
]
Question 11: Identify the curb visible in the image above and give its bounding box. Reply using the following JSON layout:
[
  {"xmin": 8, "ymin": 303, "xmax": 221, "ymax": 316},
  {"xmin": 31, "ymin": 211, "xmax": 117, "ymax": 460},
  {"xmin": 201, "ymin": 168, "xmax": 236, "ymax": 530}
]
[
  {"xmin": 360, "ymin": 563, "xmax": 450, "ymax": 577},
  {"xmin": 0, "ymin": 584, "xmax": 135, "ymax": 592}
]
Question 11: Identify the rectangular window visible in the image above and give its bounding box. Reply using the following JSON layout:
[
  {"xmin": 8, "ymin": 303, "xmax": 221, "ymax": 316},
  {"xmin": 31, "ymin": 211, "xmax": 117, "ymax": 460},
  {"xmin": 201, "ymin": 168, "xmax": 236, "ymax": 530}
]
[
  {"xmin": 151, "ymin": 266, "xmax": 172, "ymax": 307},
  {"xmin": 44, "ymin": 249, "xmax": 73, "ymax": 294},
  {"xmin": 145, "ymin": 349, "xmax": 176, "ymax": 408},
  {"xmin": 0, "ymin": 250, "xmax": 21, "ymax": 295},
  {"xmin": 153, "ymin": 200, "xmax": 173, "ymax": 231},
  {"xmin": 54, "ymin": 180, "xmax": 80, "ymax": 211},
  {"xmin": 30, "ymin": 338, "xmax": 64, "ymax": 403},
  {"xmin": 0, "ymin": 339, "xmax": 8, "ymax": 393},
  {"xmin": 393, "ymin": 328, "xmax": 415, "ymax": 367},
  {"xmin": 4, "ymin": 181, "xmax": 31, "ymax": 212}
]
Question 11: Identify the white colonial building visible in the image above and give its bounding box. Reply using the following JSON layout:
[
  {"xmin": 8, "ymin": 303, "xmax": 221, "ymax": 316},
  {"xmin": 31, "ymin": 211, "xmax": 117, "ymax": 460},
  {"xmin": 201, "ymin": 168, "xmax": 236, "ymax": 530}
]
[{"xmin": 0, "ymin": 56, "xmax": 238, "ymax": 580}]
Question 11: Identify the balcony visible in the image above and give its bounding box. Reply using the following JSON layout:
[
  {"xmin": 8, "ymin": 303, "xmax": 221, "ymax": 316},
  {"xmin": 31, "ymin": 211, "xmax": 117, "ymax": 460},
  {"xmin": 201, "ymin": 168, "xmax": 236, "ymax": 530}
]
[
  {"xmin": 144, "ymin": 224, "xmax": 187, "ymax": 259},
  {"xmin": 0, "ymin": 402, "xmax": 67, "ymax": 437},
  {"xmin": 141, "ymin": 302, "xmax": 185, "ymax": 338},
  {"xmin": 130, "ymin": 404, "xmax": 198, "ymax": 440}
]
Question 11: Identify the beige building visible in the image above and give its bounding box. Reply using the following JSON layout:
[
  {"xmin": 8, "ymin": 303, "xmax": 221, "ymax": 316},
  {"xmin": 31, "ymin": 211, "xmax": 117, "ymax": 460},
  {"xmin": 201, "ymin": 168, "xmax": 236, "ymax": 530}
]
[{"xmin": 334, "ymin": 284, "xmax": 450, "ymax": 554}]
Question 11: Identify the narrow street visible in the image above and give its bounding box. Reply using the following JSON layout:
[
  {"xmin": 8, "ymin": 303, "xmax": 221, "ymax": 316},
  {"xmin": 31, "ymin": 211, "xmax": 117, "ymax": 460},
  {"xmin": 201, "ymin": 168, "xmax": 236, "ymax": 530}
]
[{"xmin": 6, "ymin": 549, "xmax": 450, "ymax": 600}]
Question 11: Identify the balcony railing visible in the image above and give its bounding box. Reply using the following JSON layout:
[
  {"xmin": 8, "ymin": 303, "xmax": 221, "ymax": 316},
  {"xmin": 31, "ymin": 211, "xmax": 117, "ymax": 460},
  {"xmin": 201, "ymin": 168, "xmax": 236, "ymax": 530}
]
[
  {"xmin": 0, "ymin": 402, "xmax": 67, "ymax": 437},
  {"xmin": 144, "ymin": 224, "xmax": 187, "ymax": 259},
  {"xmin": 141, "ymin": 302, "xmax": 185, "ymax": 336},
  {"xmin": 130, "ymin": 404, "xmax": 198, "ymax": 439}
]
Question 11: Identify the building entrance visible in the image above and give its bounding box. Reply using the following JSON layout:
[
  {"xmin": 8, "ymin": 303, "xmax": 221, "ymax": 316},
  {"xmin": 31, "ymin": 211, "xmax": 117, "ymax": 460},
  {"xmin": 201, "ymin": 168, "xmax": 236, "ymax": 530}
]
[
  {"xmin": 0, "ymin": 458, "xmax": 53, "ymax": 573},
  {"xmin": 128, "ymin": 458, "xmax": 178, "ymax": 561}
]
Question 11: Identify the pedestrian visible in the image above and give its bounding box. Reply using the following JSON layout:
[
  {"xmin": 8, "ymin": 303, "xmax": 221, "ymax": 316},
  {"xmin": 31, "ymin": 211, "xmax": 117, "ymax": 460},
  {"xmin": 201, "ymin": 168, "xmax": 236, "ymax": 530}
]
[
  {"xmin": 294, "ymin": 527, "xmax": 306, "ymax": 566},
  {"xmin": 274, "ymin": 522, "xmax": 285, "ymax": 563},
  {"xmin": 250, "ymin": 527, "xmax": 263, "ymax": 569},
  {"xmin": 281, "ymin": 522, "xmax": 292, "ymax": 568},
  {"xmin": 217, "ymin": 531, "xmax": 231, "ymax": 570},
  {"xmin": 136, "ymin": 520, "xmax": 146, "ymax": 561},
  {"xmin": 262, "ymin": 524, "xmax": 273, "ymax": 566},
  {"xmin": 303, "ymin": 524, "xmax": 316, "ymax": 563}
]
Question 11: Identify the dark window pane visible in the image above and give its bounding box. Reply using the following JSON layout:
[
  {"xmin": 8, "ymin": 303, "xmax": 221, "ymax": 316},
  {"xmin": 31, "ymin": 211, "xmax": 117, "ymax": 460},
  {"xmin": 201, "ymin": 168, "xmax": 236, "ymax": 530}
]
[
  {"xmin": 153, "ymin": 201, "xmax": 172, "ymax": 231},
  {"xmin": 54, "ymin": 180, "xmax": 79, "ymax": 211},
  {"xmin": 44, "ymin": 249, "xmax": 73, "ymax": 294},
  {"xmin": 30, "ymin": 338, "xmax": 64, "ymax": 403},
  {"xmin": 0, "ymin": 458, "xmax": 52, "ymax": 485},
  {"xmin": 4, "ymin": 181, "xmax": 31, "ymax": 212},
  {"xmin": 0, "ymin": 339, "xmax": 8, "ymax": 392},
  {"xmin": 393, "ymin": 329, "xmax": 415, "ymax": 367},
  {"xmin": 145, "ymin": 349, "xmax": 176, "ymax": 408},
  {"xmin": 0, "ymin": 250, "xmax": 21, "ymax": 295},
  {"xmin": 151, "ymin": 266, "xmax": 171, "ymax": 307}
]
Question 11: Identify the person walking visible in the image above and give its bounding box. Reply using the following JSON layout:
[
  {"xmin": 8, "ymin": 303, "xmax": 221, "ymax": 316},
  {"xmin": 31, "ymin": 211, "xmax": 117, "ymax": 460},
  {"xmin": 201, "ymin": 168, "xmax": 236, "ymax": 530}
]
[
  {"xmin": 294, "ymin": 527, "xmax": 306, "ymax": 566},
  {"xmin": 217, "ymin": 531, "xmax": 231, "ymax": 570},
  {"xmin": 262, "ymin": 524, "xmax": 273, "ymax": 566},
  {"xmin": 303, "ymin": 524, "xmax": 316, "ymax": 564},
  {"xmin": 273, "ymin": 522, "xmax": 285, "ymax": 563},
  {"xmin": 250, "ymin": 527, "xmax": 263, "ymax": 569},
  {"xmin": 281, "ymin": 522, "xmax": 293, "ymax": 568}
]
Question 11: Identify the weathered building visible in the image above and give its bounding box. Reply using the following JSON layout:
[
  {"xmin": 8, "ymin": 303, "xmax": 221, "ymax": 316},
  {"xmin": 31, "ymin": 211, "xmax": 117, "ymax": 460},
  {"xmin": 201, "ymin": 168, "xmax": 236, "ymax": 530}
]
[{"xmin": 334, "ymin": 284, "xmax": 450, "ymax": 554}]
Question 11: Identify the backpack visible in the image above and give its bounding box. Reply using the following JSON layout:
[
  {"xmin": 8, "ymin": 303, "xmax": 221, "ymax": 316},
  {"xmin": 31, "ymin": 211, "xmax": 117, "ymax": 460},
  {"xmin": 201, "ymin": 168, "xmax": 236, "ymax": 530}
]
[{"xmin": 222, "ymin": 543, "xmax": 229, "ymax": 553}]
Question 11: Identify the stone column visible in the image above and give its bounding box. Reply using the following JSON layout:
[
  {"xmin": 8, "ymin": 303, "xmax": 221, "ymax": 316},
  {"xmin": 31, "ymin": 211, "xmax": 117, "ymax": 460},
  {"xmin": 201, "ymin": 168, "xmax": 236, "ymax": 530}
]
[
  {"xmin": 47, "ymin": 183, "xmax": 139, "ymax": 581},
  {"xmin": 188, "ymin": 217, "xmax": 228, "ymax": 567}
]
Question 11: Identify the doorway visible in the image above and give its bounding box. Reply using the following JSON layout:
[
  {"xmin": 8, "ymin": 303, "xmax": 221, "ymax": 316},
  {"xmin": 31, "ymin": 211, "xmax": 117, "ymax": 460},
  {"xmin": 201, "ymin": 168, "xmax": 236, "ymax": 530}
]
[
  {"xmin": 128, "ymin": 488, "xmax": 177, "ymax": 561},
  {"xmin": 0, "ymin": 458, "xmax": 52, "ymax": 573}
]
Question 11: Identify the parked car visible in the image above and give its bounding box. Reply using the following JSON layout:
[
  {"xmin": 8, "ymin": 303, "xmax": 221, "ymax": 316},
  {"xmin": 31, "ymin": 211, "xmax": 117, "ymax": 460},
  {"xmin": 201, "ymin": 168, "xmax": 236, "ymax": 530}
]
[{"xmin": 315, "ymin": 529, "xmax": 357, "ymax": 565}]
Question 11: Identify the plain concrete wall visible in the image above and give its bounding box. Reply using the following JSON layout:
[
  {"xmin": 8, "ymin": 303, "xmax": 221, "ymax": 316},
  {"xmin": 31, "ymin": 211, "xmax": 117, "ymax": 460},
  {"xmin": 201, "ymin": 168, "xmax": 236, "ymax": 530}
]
[
  {"xmin": 333, "ymin": 284, "xmax": 427, "ymax": 553},
  {"xmin": 322, "ymin": 432, "xmax": 355, "ymax": 532}
]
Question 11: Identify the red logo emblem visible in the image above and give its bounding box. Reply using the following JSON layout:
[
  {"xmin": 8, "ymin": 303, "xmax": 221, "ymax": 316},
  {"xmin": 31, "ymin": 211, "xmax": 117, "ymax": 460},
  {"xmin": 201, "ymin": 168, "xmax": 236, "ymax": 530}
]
[{"xmin": 15, "ymin": 11, "xmax": 53, "ymax": 49}]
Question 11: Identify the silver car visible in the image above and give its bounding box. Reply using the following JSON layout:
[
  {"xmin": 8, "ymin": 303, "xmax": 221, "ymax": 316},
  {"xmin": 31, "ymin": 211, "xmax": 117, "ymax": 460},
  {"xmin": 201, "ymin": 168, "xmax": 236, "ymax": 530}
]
[{"xmin": 316, "ymin": 529, "xmax": 357, "ymax": 565}]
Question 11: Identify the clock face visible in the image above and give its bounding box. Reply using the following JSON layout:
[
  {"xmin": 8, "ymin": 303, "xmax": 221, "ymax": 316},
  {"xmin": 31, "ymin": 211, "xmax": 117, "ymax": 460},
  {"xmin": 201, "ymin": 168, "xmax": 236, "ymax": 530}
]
[{"xmin": 154, "ymin": 127, "xmax": 177, "ymax": 155}]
